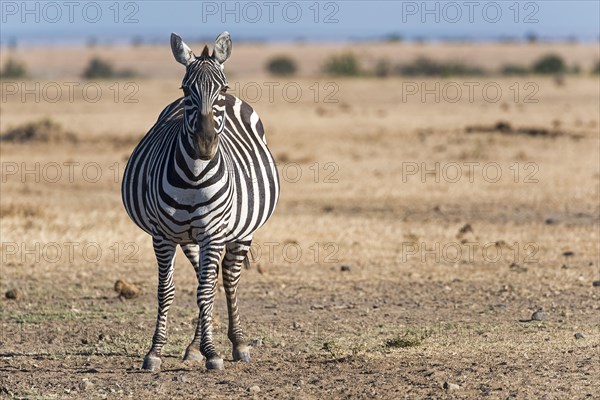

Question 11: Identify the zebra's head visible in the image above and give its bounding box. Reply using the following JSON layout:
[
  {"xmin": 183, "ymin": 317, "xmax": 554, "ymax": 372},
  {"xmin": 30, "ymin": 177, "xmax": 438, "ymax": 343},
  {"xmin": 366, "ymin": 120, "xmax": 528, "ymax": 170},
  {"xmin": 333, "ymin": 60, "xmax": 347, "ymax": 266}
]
[{"xmin": 170, "ymin": 32, "xmax": 232, "ymax": 160}]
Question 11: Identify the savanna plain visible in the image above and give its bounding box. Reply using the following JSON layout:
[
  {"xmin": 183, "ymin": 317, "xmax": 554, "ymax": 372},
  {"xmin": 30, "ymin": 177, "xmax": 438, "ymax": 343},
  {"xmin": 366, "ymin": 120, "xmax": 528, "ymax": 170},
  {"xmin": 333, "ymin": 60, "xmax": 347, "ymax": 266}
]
[{"xmin": 1, "ymin": 42, "xmax": 599, "ymax": 399}]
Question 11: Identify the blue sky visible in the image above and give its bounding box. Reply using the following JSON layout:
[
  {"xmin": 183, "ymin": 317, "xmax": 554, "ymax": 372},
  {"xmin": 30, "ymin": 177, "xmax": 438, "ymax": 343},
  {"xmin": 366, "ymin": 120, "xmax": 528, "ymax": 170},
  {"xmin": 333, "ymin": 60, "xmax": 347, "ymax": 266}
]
[{"xmin": 1, "ymin": 1, "xmax": 599, "ymax": 45}]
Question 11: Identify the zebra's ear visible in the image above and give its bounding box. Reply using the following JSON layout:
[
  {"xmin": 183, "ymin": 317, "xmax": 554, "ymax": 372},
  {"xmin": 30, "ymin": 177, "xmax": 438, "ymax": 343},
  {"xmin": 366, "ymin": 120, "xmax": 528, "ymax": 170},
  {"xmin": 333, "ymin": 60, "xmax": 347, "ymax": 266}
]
[
  {"xmin": 171, "ymin": 33, "xmax": 194, "ymax": 66},
  {"xmin": 213, "ymin": 31, "xmax": 232, "ymax": 65}
]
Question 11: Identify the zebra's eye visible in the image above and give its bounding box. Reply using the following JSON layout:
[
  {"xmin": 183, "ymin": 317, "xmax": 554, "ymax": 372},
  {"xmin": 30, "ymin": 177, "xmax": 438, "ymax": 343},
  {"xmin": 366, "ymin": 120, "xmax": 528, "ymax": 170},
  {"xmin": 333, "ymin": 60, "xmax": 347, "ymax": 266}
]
[{"xmin": 221, "ymin": 85, "xmax": 229, "ymax": 94}]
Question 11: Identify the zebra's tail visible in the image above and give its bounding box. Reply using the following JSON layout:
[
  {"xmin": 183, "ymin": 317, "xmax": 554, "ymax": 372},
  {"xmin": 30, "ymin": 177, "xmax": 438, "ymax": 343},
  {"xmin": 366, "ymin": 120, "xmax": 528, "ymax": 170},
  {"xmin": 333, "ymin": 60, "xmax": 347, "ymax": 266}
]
[{"xmin": 243, "ymin": 253, "xmax": 251, "ymax": 269}]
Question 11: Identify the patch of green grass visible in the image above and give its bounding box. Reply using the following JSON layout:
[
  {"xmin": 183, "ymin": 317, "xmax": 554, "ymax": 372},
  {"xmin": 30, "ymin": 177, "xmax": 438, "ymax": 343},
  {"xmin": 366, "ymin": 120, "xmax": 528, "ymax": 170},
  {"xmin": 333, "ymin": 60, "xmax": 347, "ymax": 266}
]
[
  {"xmin": 322, "ymin": 339, "xmax": 343, "ymax": 357},
  {"xmin": 384, "ymin": 335, "xmax": 423, "ymax": 349}
]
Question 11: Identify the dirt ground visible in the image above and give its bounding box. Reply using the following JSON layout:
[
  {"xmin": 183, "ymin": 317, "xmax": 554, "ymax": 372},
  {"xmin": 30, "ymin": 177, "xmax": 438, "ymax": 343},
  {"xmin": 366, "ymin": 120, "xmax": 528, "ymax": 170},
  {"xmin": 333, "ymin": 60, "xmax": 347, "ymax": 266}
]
[{"xmin": 1, "ymin": 42, "xmax": 599, "ymax": 399}]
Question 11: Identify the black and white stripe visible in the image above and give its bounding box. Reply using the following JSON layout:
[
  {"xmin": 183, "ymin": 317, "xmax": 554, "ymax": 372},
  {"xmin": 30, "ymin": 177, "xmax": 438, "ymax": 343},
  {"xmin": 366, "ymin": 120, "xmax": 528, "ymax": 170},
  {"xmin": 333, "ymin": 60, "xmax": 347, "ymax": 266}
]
[{"xmin": 121, "ymin": 32, "xmax": 279, "ymax": 371}]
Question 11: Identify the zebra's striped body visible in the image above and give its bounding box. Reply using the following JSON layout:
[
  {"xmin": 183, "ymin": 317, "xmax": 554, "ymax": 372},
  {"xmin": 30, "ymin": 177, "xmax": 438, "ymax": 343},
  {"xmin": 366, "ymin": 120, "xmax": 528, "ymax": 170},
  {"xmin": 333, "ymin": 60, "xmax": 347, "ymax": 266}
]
[
  {"xmin": 123, "ymin": 94, "xmax": 279, "ymax": 244},
  {"xmin": 121, "ymin": 32, "xmax": 279, "ymax": 371}
]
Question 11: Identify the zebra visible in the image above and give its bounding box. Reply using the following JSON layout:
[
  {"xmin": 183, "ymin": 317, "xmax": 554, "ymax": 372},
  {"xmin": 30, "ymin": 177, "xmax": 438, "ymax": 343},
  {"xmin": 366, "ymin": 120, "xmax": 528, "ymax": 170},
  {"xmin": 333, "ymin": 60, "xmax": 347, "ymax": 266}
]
[{"xmin": 121, "ymin": 31, "xmax": 280, "ymax": 371}]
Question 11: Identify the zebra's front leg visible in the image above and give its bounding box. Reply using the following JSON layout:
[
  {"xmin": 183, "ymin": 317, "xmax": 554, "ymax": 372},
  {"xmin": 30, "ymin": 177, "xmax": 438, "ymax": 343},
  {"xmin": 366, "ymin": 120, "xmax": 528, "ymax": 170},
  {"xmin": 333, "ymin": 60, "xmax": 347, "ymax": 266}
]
[
  {"xmin": 196, "ymin": 239, "xmax": 225, "ymax": 370},
  {"xmin": 142, "ymin": 236, "xmax": 177, "ymax": 372},
  {"xmin": 180, "ymin": 244, "xmax": 203, "ymax": 364},
  {"xmin": 223, "ymin": 240, "xmax": 252, "ymax": 362}
]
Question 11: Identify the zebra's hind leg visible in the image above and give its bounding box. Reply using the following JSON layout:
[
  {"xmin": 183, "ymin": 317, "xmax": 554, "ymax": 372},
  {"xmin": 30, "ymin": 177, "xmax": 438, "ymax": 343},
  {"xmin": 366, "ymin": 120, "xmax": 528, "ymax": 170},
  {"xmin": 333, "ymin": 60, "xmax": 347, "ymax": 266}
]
[
  {"xmin": 180, "ymin": 244, "xmax": 203, "ymax": 364},
  {"xmin": 223, "ymin": 239, "xmax": 252, "ymax": 362},
  {"xmin": 195, "ymin": 238, "xmax": 226, "ymax": 370},
  {"xmin": 142, "ymin": 235, "xmax": 177, "ymax": 372}
]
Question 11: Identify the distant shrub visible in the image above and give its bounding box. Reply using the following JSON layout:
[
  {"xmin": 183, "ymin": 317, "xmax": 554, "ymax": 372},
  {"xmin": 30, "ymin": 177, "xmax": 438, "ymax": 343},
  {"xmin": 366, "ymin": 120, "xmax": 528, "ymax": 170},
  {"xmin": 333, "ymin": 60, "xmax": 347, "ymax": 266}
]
[
  {"xmin": 0, "ymin": 58, "xmax": 27, "ymax": 78},
  {"xmin": 0, "ymin": 118, "xmax": 77, "ymax": 144},
  {"xmin": 500, "ymin": 64, "xmax": 530, "ymax": 76},
  {"xmin": 374, "ymin": 59, "xmax": 392, "ymax": 78},
  {"xmin": 397, "ymin": 57, "xmax": 485, "ymax": 77},
  {"xmin": 525, "ymin": 32, "xmax": 538, "ymax": 43},
  {"xmin": 86, "ymin": 36, "xmax": 98, "ymax": 48},
  {"xmin": 593, "ymin": 61, "xmax": 600, "ymax": 74},
  {"xmin": 82, "ymin": 57, "xmax": 137, "ymax": 79},
  {"xmin": 131, "ymin": 36, "xmax": 144, "ymax": 47},
  {"xmin": 266, "ymin": 56, "xmax": 297, "ymax": 76},
  {"xmin": 532, "ymin": 54, "xmax": 566, "ymax": 74},
  {"xmin": 384, "ymin": 33, "xmax": 403, "ymax": 42},
  {"xmin": 323, "ymin": 53, "xmax": 361, "ymax": 76}
]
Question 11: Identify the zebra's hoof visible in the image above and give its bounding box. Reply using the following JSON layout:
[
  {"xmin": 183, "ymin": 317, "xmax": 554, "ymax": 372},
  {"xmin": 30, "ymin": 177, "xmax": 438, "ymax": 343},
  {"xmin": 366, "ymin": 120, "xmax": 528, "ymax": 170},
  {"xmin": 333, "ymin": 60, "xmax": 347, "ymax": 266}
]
[
  {"xmin": 205, "ymin": 357, "xmax": 224, "ymax": 370},
  {"xmin": 142, "ymin": 356, "xmax": 162, "ymax": 372},
  {"xmin": 233, "ymin": 347, "xmax": 251, "ymax": 362},
  {"xmin": 183, "ymin": 347, "xmax": 203, "ymax": 363}
]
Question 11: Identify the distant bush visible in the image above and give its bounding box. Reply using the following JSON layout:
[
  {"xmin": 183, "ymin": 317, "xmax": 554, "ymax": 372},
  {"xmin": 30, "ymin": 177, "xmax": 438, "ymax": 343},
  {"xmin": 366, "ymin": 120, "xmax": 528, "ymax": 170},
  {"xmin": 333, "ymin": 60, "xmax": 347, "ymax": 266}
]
[
  {"xmin": 532, "ymin": 54, "xmax": 566, "ymax": 74},
  {"xmin": 592, "ymin": 61, "xmax": 600, "ymax": 74},
  {"xmin": 525, "ymin": 32, "xmax": 538, "ymax": 43},
  {"xmin": 500, "ymin": 64, "xmax": 530, "ymax": 76},
  {"xmin": 86, "ymin": 36, "xmax": 98, "ymax": 48},
  {"xmin": 82, "ymin": 58, "xmax": 137, "ymax": 79},
  {"xmin": 374, "ymin": 59, "xmax": 392, "ymax": 78},
  {"xmin": 323, "ymin": 53, "xmax": 361, "ymax": 76},
  {"xmin": 0, "ymin": 58, "xmax": 27, "ymax": 78},
  {"xmin": 397, "ymin": 57, "xmax": 485, "ymax": 77},
  {"xmin": 384, "ymin": 33, "xmax": 403, "ymax": 42},
  {"xmin": 0, "ymin": 118, "xmax": 77, "ymax": 144},
  {"xmin": 131, "ymin": 36, "xmax": 144, "ymax": 47},
  {"xmin": 266, "ymin": 56, "xmax": 297, "ymax": 76}
]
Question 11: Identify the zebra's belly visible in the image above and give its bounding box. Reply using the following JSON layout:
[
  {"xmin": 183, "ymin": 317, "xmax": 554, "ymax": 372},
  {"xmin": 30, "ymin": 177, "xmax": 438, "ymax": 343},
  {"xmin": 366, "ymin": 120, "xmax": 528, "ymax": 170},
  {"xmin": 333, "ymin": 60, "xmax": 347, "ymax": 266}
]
[
  {"xmin": 147, "ymin": 186, "xmax": 233, "ymax": 243},
  {"xmin": 223, "ymin": 174, "xmax": 279, "ymax": 241}
]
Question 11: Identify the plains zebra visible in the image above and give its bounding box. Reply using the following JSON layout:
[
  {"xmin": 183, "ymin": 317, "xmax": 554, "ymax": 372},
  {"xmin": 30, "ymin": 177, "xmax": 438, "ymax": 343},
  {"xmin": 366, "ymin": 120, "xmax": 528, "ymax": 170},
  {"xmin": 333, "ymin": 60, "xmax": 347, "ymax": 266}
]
[{"xmin": 122, "ymin": 32, "xmax": 280, "ymax": 371}]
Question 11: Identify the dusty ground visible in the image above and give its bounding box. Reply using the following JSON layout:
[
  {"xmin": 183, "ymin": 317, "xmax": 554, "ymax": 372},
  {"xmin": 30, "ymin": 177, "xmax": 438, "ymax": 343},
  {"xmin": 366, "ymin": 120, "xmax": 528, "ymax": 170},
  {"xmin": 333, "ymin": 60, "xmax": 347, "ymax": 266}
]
[{"xmin": 1, "ymin": 43, "xmax": 599, "ymax": 399}]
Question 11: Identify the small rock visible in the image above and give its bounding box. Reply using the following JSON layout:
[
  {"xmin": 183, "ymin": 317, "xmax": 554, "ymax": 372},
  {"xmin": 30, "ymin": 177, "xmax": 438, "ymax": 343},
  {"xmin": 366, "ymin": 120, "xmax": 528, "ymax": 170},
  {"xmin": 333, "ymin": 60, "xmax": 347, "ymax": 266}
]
[
  {"xmin": 172, "ymin": 375, "xmax": 189, "ymax": 383},
  {"xmin": 443, "ymin": 381, "xmax": 460, "ymax": 391},
  {"xmin": 340, "ymin": 265, "xmax": 351, "ymax": 272},
  {"xmin": 545, "ymin": 218, "xmax": 556, "ymax": 225},
  {"xmin": 80, "ymin": 379, "xmax": 94, "ymax": 391},
  {"xmin": 114, "ymin": 280, "xmax": 139, "ymax": 299},
  {"xmin": 256, "ymin": 263, "xmax": 265, "ymax": 274},
  {"xmin": 248, "ymin": 385, "xmax": 260, "ymax": 394},
  {"xmin": 562, "ymin": 251, "xmax": 574, "ymax": 257},
  {"xmin": 457, "ymin": 223, "xmax": 473, "ymax": 236},
  {"xmin": 531, "ymin": 308, "xmax": 547, "ymax": 321},
  {"xmin": 592, "ymin": 281, "xmax": 600, "ymax": 287},
  {"xmin": 509, "ymin": 262, "xmax": 527, "ymax": 273},
  {"xmin": 249, "ymin": 338, "xmax": 263, "ymax": 347},
  {"xmin": 5, "ymin": 289, "xmax": 24, "ymax": 301},
  {"xmin": 574, "ymin": 332, "xmax": 586, "ymax": 340}
]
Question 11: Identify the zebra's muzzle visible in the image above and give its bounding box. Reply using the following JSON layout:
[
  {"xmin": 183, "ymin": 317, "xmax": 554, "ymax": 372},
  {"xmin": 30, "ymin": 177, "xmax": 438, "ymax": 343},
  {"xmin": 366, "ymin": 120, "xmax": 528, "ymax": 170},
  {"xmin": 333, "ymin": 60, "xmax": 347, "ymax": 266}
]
[{"xmin": 194, "ymin": 112, "xmax": 218, "ymax": 160}]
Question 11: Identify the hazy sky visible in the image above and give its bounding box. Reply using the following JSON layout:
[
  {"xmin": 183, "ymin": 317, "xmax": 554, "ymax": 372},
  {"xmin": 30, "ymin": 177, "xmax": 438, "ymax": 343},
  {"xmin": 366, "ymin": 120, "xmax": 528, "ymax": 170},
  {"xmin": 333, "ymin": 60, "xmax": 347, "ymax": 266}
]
[{"xmin": 1, "ymin": 1, "xmax": 599, "ymax": 45}]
